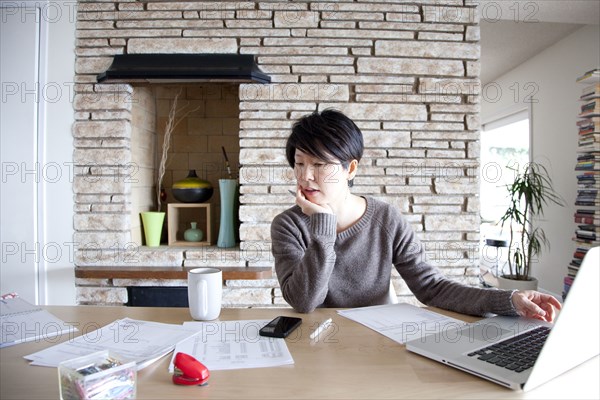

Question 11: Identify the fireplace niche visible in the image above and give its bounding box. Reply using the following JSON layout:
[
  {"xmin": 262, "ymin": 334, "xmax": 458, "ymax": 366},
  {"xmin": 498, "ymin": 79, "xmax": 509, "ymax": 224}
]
[
  {"xmin": 130, "ymin": 83, "xmax": 240, "ymax": 248},
  {"xmin": 74, "ymin": 81, "xmax": 274, "ymax": 306}
]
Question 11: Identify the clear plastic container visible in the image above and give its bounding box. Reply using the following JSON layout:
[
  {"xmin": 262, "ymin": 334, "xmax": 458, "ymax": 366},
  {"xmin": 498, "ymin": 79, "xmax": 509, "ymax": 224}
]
[{"xmin": 58, "ymin": 350, "xmax": 136, "ymax": 399}]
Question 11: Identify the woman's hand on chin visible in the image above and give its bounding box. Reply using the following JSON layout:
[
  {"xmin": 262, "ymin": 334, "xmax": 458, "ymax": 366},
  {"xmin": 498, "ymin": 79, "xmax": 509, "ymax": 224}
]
[{"xmin": 294, "ymin": 188, "xmax": 333, "ymax": 216}]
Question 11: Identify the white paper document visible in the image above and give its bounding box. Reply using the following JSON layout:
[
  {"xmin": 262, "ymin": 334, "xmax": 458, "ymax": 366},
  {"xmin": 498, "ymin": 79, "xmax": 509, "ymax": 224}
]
[
  {"xmin": 169, "ymin": 320, "xmax": 294, "ymax": 372},
  {"xmin": 1, "ymin": 297, "xmax": 77, "ymax": 348},
  {"xmin": 24, "ymin": 318, "xmax": 198, "ymax": 370},
  {"xmin": 338, "ymin": 303, "xmax": 467, "ymax": 344}
]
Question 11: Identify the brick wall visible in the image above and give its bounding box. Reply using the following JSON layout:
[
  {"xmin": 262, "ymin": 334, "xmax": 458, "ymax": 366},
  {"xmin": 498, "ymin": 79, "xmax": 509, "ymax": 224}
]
[{"xmin": 73, "ymin": 0, "xmax": 482, "ymax": 306}]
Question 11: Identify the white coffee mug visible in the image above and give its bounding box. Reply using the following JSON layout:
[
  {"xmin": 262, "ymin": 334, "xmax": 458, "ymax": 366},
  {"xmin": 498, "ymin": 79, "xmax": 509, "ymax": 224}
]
[{"xmin": 187, "ymin": 268, "xmax": 222, "ymax": 320}]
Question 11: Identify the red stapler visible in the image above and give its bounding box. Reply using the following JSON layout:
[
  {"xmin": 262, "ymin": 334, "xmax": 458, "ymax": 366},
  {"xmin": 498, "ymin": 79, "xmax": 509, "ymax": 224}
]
[{"xmin": 172, "ymin": 352, "xmax": 210, "ymax": 386}]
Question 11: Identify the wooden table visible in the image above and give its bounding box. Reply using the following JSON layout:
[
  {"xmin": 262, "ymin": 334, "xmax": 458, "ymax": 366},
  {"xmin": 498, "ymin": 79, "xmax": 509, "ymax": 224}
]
[{"xmin": 1, "ymin": 306, "xmax": 598, "ymax": 399}]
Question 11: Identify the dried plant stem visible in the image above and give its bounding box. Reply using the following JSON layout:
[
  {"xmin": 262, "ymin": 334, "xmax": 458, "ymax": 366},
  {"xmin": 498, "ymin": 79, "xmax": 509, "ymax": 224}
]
[
  {"xmin": 156, "ymin": 93, "xmax": 178, "ymax": 211},
  {"xmin": 156, "ymin": 90, "xmax": 203, "ymax": 211}
]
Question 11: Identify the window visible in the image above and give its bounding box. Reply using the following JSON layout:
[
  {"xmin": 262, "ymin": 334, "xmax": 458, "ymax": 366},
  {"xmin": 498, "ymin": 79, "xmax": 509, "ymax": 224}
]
[{"xmin": 480, "ymin": 108, "xmax": 530, "ymax": 244}]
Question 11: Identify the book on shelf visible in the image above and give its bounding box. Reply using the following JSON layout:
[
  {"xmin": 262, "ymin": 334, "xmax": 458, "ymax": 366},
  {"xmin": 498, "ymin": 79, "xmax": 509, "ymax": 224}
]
[
  {"xmin": 574, "ymin": 211, "xmax": 600, "ymax": 225},
  {"xmin": 575, "ymin": 200, "xmax": 599, "ymax": 208},
  {"xmin": 579, "ymin": 144, "xmax": 600, "ymax": 152},
  {"xmin": 575, "ymin": 200, "xmax": 600, "ymax": 207},
  {"xmin": 572, "ymin": 235, "xmax": 600, "ymax": 246},
  {"xmin": 577, "ymin": 116, "xmax": 600, "ymax": 125},
  {"xmin": 581, "ymin": 98, "xmax": 600, "ymax": 113},
  {"xmin": 578, "ymin": 134, "xmax": 600, "ymax": 150},
  {"xmin": 577, "ymin": 153, "xmax": 600, "ymax": 159},
  {"xmin": 569, "ymin": 258, "xmax": 582, "ymax": 269},
  {"xmin": 580, "ymin": 82, "xmax": 600, "ymax": 100},
  {"xmin": 563, "ymin": 274, "xmax": 575, "ymax": 299},
  {"xmin": 565, "ymin": 278, "xmax": 576, "ymax": 297},
  {"xmin": 576, "ymin": 172, "xmax": 598, "ymax": 184},
  {"xmin": 576, "ymin": 188, "xmax": 599, "ymax": 197},
  {"xmin": 576, "ymin": 188, "xmax": 598, "ymax": 194},
  {"xmin": 578, "ymin": 130, "xmax": 600, "ymax": 138},
  {"xmin": 567, "ymin": 69, "xmax": 600, "ymax": 301},
  {"xmin": 576, "ymin": 176, "xmax": 599, "ymax": 185},
  {"xmin": 575, "ymin": 208, "xmax": 597, "ymax": 215},
  {"xmin": 570, "ymin": 245, "xmax": 587, "ymax": 260},
  {"xmin": 577, "ymin": 68, "xmax": 600, "ymax": 83},
  {"xmin": 579, "ymin": 111, "xmax": 600, "ymax": 118},
  {"xmin": 578, "ymin": 126, "xmax": 599, "ymax": 136},
  {"xmin": 574, "ymin": 216, "xmax": 600, "ymax": 224},
  {"xmin": 576, "ymin": 179, "xmax": 599, "ymax": 187},
  {"xmin": 576, "ymin": 186, "xmax": 599, "ymax": 193},
  {"xmin": 577, "ymin": 224, "xmax": 600, "ymax": 232},
  {"xmin": 577, "ymin": 223, "xmax": 600, "ymax": 230},
  {"xmin": 578, "ymin": 131, "xmax": 600, "ymax": 139},
  {"xmin": 578, "ymin": 123, "xmax": 600, "ymax": 135},
  {"xmin": 575, "ymin": 231, "xmax": 597, "ymax": 241},
  {"xmin": 574, "ymin": 210, "xmax": 599, "ymax": 217},
  {"xmin": 576, "ymin": 117, "xmax": 600, "ymax": 133},
  {"xmin": 568, "ymin": 257, "xmax": 581, "ymax": 269},
  {"xmin": 576, "ymin": 191, "xmax": 598, "ymax": 201},
  {"xmin": 572, "ymin": 248, "xmax": 588, "ymax": 261},
  {"xmin": 571, "ymin": 239, "xmax": 598, "ymax": 251},
  {"xmin": 575, "ymin": 154, "xmax": 600, "ymax": 171}
]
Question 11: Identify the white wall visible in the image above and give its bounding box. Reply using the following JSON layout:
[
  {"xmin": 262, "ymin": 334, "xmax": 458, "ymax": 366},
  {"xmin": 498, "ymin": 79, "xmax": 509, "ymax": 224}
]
[
  {"xmin": 0, "ymin": 1, "xmax": 76, "ymax": 305},
  {"xmin": 481, "ymin": 25, "xmax": 600, "ymax": 296},
  {"xmin": 1, "ymin": 5, "xmax": 40, "ymax": 303},
  {"xmin": 42, "ymin": 1, "xmax": 76, "ymax": 304}
]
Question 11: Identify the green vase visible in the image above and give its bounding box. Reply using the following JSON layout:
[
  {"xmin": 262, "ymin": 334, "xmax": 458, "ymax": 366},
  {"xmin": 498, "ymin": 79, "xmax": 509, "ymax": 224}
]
[
  {"xmin": 184, "ymin": 222, "xmax": 204, "ymax": 242},
  {"xmin": 217, "ymin": 179, "xmax": 238, "ymax": 248},
  {"xmin": 141, "ymin": 211, "xmax": 165, "ymax": 247}
]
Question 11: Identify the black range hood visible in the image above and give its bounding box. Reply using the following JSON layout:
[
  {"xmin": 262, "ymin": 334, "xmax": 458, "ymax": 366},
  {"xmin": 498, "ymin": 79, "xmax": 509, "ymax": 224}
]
[{"xmin": 97, "ymin": 54, "xmax": 271, "ymax": 84}]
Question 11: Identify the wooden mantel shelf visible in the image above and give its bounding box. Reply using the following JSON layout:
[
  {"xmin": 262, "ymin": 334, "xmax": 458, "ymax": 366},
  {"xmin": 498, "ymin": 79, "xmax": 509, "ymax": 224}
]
[{"xmin": 75, "ymin": 266, "xmax": 272, "ymax": 281}]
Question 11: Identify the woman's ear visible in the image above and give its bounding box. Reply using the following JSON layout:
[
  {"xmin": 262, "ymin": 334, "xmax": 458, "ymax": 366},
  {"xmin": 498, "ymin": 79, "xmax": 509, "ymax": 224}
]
[{"xmin": 347, "ymin": 159, "xmax": 359, "ymax": 180}]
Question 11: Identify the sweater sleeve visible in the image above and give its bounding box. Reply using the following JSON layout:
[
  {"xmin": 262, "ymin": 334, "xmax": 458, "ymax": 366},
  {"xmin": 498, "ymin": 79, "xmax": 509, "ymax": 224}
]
[
  {"xmin": 271, "ymin": 210, "xmax": 338, "ymax": 313},
  {"xmin": 391, "ymin": 213, "xmax": 518, "ymax": 317}
]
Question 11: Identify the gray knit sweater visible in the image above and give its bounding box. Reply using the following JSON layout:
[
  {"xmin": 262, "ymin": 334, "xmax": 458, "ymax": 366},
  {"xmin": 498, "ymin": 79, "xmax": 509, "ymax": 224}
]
[{"xmin": 271, "ymin": 196, "xmax": 518, "ymax": 316}]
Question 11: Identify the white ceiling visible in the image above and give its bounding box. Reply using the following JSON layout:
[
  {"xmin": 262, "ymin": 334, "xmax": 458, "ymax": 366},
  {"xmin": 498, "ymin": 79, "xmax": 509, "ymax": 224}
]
[{"xmin": 479, "ymin": 0, "xmax": 600, "ymax": 84}]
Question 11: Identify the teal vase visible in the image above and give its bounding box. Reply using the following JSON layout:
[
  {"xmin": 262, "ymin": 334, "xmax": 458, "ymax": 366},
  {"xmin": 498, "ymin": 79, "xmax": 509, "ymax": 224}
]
[
  {"xmin": 217, "ymin": 179, "xmax": 237, "ymax": 248},
  {"xmin": 184, "ymin": 222, "xmax": 204, "ymax": 242}
]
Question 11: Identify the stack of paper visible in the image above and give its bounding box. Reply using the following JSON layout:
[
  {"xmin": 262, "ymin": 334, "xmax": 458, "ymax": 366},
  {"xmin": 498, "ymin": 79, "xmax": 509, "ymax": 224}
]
[
  {"xmin": 338, "ymin": 303, "xmax": 466, "ymax": 344},
  {"xmin": 169, "ymin": 320, "xmax": 294, "ymax": 371},
  {"xmin": 1, "ymin": 297, "xmax": 77, "ymax": 348},
  {"xmin": 25, "ymin": 318, "xmax": 199, "ymax": 370}
]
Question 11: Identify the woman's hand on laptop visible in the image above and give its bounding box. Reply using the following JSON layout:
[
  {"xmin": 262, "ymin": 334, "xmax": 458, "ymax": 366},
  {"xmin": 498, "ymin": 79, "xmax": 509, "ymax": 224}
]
[{"xmin": 511, "ymin": 290, "xmax": 562, "ymax": 322}]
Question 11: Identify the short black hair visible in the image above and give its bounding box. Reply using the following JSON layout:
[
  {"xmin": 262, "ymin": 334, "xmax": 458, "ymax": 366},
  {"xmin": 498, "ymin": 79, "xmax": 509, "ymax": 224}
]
[{"xmin": 285, "ymin": 109, "xmax": 364, "ymax": 185}]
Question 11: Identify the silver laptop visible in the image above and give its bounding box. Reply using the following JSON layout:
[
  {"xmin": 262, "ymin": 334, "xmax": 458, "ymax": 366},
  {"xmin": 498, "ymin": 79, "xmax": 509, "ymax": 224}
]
[{"xmin": 406, "ymin": 246, "xmax": 599, "ymax": 391}]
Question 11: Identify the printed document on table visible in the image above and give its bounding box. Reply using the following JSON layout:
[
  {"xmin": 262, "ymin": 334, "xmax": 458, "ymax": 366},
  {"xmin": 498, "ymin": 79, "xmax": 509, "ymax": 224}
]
[
  {"xmin": 1, "ymin": 297, "xmax": 77, "ymax": 348},
  {"xmin": 24, "ymin": 318, "xmax": 198, "ymax": 370},
  {"xmin": 338, "ymin": 303, "xmax": 467, "ymax": 344},
  {"xmin": 169, "ymin": 320, "xmax": 294, "ymax": 372}
]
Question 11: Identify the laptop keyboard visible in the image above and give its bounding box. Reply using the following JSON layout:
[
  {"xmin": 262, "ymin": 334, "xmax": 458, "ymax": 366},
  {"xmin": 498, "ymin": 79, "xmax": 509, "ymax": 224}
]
[{"xmin": 467, "ymin": 326, "xmax": 551, "ymax": 373}]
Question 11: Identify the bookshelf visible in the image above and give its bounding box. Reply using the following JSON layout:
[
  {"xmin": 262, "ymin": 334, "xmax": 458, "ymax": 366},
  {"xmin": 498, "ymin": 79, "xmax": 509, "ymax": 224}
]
[{"xmin": 565, "ymin": 69, "xmax": 600, "ymax": 299}]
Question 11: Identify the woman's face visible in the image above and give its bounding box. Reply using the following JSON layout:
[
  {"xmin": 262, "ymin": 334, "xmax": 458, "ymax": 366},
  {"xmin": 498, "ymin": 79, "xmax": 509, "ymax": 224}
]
[{"xmin": 293, "ymin": 149, "xmax": 352, "ymax": 205}]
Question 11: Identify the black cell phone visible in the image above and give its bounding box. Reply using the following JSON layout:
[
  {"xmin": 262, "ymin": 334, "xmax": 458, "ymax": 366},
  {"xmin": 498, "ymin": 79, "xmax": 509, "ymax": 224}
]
[{"xmin": 259, "ymin": 316, "xmax": 302, "ymax": 338}]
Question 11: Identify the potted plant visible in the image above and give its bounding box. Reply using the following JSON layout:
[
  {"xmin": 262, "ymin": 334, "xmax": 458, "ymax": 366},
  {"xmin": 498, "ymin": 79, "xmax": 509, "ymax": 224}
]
[{"xmin": 497, "ymin": 162, "xmax": 564, "ymax": 290}]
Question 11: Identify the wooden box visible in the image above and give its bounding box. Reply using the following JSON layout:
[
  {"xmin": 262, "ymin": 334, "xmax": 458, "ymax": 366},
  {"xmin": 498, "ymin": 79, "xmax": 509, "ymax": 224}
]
[{"xmin": 167, "ymin": 203, "xmax": 212, "ymax": 246}]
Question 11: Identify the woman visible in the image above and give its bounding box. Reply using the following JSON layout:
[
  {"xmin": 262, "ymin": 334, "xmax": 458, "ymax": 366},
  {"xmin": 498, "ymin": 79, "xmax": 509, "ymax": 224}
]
[{"xmin": 271, "ymin": 109, "xmax": 561, "ymax": 321}]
